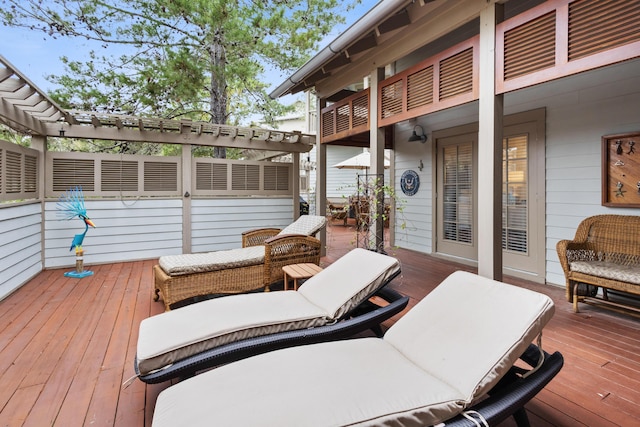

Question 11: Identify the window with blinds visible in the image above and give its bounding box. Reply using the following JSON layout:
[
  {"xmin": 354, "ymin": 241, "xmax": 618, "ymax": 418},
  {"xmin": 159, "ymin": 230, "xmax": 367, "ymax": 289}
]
[
  {"xmin": 442, "ymin": 144, "xmax": 473, "ymax": 244},
  {"xmin": 502, "ymin": 135, "xmax": 528, "ymax": 253}
]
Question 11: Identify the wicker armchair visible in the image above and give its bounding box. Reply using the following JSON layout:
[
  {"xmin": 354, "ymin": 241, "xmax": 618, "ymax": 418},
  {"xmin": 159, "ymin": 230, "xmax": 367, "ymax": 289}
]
[
  {"xmin": 327, "ymin": 201, "xmax": 348, "ymax": 226},
  {"xmin": 556, "ymin": 214, "xmax": 640, "ymax": 315}
]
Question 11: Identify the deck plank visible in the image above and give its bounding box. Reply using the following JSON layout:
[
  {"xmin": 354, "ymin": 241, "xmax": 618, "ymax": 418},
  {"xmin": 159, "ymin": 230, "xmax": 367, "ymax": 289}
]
[{"xmin": 1, "ymin": 224, "xmax": 640, "ymax": 426}]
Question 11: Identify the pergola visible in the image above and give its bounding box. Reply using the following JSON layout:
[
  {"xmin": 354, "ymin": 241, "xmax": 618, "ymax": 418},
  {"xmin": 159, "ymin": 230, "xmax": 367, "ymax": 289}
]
[{"xmin": 0, "ymin": 55, "xmax": 315, "ymax": 153}]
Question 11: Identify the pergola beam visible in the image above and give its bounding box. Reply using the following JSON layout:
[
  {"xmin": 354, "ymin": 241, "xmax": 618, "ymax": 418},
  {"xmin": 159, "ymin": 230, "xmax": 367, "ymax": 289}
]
[{"xmin": 42, "ymin": 122, "xmax": 314, "ymax": 152}]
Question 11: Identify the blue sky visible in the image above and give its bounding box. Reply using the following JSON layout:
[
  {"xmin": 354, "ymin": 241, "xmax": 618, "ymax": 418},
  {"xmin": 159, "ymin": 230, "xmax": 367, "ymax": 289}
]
[{"xmin": 0, "ymin": 1, "xmax": 377, "ymax": 101}]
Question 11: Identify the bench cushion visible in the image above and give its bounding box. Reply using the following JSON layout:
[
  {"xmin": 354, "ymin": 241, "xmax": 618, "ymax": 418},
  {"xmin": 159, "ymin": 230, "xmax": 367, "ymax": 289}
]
[
  {"xmin": 570, "ymin": 261, "xmax": 640, "ymax": 285},
  {"xmin": 158, "ymin": 245, "xmax": 264, "ymax": 276}
]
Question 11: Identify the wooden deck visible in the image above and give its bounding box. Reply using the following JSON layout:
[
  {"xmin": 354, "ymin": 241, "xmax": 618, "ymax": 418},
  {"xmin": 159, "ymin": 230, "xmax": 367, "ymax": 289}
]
[{"xmin": 1, "ymin": 222, "xmax": 640, "ymax": 426}]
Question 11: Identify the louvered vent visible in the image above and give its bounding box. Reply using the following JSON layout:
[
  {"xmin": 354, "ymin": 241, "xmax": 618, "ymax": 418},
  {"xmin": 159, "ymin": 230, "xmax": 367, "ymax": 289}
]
[
  {"xmin": 144, "ymin": 161, "xmax": 177, "ymax": 191},
  {"xmin": 322, "ymin": 110, "xmax": 335, "ymax": 138},
  {"xmin": 504, "ymin": 11, "xmax": 555, "ymax": 80},
  {"xmin": 352, "ymin": 93, "xmax": 369, "ymax": 128},
  {"xmin": 407, "ymin": 65, "xmax": 434, "ymax": 110},
  {"xmin": 336, "ymin": 104, "xmax": 350, "ymax": 133},
  {"xmin": 439, "ymin": 48, "xmax": 473, "ymax": 100},
  {"xmin": 5, "ymin": 151, "xmax": 21, "ymax": 193},
  {"xmin": 24, "ymin": 155, "xmax": 37, "ymax": 193},
  {"xmin": 101, "ymin": 160, "xmax": 138, "ymax": 191},
  {"xmin": 0, "ymin": 149, "xmax": 3, "ymax": 191},
  {"xmin": 232, "ymin": 164, "xmax": 260, "ymax": 191},
  {"xmin": 196, "ymin": 162, "xmax": 228, "ymax": 190},
  {"xmin": 381, "ymin": 80, "xmax": 403, "ymax": 118},
  {"xmin": 52, "ymin": 158, "xmax": 95, "ymax": 192},
  {"xmin": 568, "ymin": 0, "xmax": 640, "ymax": 61},
  {"xmin": 264, "ymin": 165, "xmax": 289, "ymax": 191}
]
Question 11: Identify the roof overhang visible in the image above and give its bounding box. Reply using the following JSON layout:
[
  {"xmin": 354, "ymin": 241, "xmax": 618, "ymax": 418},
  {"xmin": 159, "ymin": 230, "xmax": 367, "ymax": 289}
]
[{"xmin": 269, "ymin": 0, "xmax": 492, "ymax": 101}]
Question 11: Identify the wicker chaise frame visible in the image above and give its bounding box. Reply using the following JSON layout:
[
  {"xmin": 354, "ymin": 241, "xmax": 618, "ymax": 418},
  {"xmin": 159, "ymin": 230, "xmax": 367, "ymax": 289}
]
[
  {"xmin": 154, "ymin": 233, "xmax": 322, "ymax": 311},
  {"xmin": 556, "ymin": 214, "xmax": 640, "ymax": 315}
]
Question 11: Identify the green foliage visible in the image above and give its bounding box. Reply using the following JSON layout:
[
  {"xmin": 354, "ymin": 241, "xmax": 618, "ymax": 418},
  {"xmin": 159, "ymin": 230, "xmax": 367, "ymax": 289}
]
[
  {"xmin": 1, "ymin": 0, "xmax": 359, "ymax": 150},
  {"xmin": 0, "ymin": 124, "xmax": 31, "ymax": 147},
  {"xmin": 335, "ymin": 174, "xmax": 409, "ymax": 252}
]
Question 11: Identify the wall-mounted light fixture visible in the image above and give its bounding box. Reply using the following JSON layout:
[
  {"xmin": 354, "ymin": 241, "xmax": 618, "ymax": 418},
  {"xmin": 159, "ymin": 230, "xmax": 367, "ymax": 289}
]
[
  {"xmin": 418, "ymin": 159, "xmax": 424, "ymax": 171},
  {"xmin": 408, "ymin": 124, "xmax": 427, "ymax": 143},
  {"xmin": 59, "ymin": 124, "xmax": 66, "ymax": 137}
]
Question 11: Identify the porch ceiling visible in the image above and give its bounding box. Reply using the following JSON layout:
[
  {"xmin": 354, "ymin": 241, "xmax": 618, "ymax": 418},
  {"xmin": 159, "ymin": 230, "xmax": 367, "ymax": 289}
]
[{"xmin": 0, "ymin": 55, "xmax": 314, "ymax": 153}]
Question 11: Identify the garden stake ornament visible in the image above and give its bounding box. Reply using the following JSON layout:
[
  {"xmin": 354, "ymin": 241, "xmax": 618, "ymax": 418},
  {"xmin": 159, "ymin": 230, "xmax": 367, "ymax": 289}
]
[{"xmin": 57, "ymin": 186, "xmax": 96, "ymax": 278}]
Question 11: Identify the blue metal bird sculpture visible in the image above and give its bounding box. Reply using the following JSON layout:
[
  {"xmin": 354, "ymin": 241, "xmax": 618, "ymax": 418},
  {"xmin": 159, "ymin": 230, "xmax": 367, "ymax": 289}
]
[{"xmin": 57, "ymin": 186, "xmax": 96, "ymax": 251}]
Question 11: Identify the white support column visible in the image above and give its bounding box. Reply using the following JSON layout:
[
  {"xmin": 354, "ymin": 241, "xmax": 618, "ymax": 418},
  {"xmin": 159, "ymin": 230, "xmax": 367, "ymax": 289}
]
[
  {"xmin": 370, "ymin": 67, "xmax": 386, "ymax": 252},
  {"xmin": 31, "ymin": 134, "xmax": 47, "ymax": 265},
  {"xmin": 477, "ymin": 2, "xmax": 504, "ymax": 280},
  {"xmin": 316, "ymin": 96, "xmax": 327, "ymax": 255},
  {"xmin": 292, "ymin": 152, "xmax": 300, "ymax": 219},
  {"xmin": 181, "ymin": 144, "xmax": 192, "ymax": 254}
]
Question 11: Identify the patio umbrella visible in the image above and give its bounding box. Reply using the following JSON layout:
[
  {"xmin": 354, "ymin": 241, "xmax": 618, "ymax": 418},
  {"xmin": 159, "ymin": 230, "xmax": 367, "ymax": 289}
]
[{"xmin": 332, "ymin": 151, "xmax": 390, "ymax": 170}]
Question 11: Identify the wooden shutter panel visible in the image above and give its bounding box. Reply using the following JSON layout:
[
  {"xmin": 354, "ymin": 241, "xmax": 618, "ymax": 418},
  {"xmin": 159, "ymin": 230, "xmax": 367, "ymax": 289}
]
[
  {"xmin": 439, "ymin": 48, "xmax": 474, "ymax": 100},
  {"xmin": 568, "ymin": 0, "xmax": 640, "ymax": 61},
  {"xmin": 504, "ymin": 11, "xmax": 556, "ymax": 80}
]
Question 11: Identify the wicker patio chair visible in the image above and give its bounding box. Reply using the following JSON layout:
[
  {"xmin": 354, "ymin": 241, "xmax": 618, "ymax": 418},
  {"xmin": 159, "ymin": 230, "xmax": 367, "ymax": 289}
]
[
  {"xmin": 152, "ymin": 271, "xmax": 562, "ymax": 427},
  {"xmin": 327, "ymin": 200, "xmax": 348, "ymax": 225}
]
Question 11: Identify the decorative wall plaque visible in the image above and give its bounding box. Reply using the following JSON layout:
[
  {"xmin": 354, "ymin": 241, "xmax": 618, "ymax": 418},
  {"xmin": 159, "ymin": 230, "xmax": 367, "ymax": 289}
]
[
  {"xmin": 602, "ymin": 132, "xmax": 640, "ymax": 207},
  {"xmin": 400, "ymin": 170, "xmax": 420, "ymax": 196}
]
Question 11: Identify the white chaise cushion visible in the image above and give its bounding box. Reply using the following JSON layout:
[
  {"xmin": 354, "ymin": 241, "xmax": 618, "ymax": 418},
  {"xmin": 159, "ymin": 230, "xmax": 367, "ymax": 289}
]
[
  {"xmin": 152, "ymin": 271, "xmax": 554, "ymax": 427},
  {"xmin": 278, "ymin": 214, "xmax": 326, "ymax": 236},
  {"xmin": 158, "ymin": 245, "xmax": 264, "ymax": 276},
  {"xmin": 384, "ymin": 271, "xmax": 555, "ymax": 403},
  {"xmin": 298, "ymin": 248, "xmax": 400, "ymax": 319},
  {"xmin": 138, "ymin": 248, "xmax": 400, "ymax": 376},
  {"xmin": 137, "ymin": 291, "xmax": 327, "ymax": 375}
]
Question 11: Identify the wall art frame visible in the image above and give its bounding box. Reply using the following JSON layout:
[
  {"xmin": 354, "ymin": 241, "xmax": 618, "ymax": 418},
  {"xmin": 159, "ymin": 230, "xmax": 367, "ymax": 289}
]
[{"xmin": 602, "ymin": 131, "xmax": 640, "ymax": 208}]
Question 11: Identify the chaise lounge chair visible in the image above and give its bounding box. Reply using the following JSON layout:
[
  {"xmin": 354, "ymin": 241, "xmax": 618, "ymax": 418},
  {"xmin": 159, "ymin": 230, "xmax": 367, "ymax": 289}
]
[
  {"xmin": 136, "ymin": 248, "xmax": 407, "ymax": 384},
  {"xmin": 153, "ymin": 215, "xmax": 326, "ymax": 310},
  {"xmin": 151, "ymin": 271, "xmax": 563, "ymax": 427}
]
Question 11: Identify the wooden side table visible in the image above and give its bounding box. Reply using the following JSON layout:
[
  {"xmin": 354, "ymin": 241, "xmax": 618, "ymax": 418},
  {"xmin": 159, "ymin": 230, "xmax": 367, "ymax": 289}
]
[{"xmin": 282, "ymin": 263, "xmax": 323, "ymax": 290}]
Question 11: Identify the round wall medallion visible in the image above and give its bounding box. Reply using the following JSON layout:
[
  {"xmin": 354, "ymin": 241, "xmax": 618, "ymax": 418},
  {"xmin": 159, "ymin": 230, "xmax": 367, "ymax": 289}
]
[{"xmin": 400, "ymin": 170, "xmax": 420, "ymax": 196}]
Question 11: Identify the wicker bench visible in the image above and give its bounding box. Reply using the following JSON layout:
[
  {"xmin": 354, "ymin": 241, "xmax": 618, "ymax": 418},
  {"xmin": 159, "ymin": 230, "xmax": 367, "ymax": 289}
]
[{"xmin": 556, "ymin": 214, "xmax": 640, "ymax": 316}]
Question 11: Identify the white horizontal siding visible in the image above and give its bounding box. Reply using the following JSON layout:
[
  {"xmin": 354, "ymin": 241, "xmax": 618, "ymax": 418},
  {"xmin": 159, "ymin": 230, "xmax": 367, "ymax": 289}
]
[
  {"xmin": 390, "ymin": 59, "xmax": 640, "ymax": 288},
  {"xmin": 393, "ymin": 122, "xmax": 434, "ymax": 253},
  {"xmin": 0, "ymin": 203, "xmax": 42, "ymax": 300},
  {"xmin": 541, "ymin": 60, "xmax": 640, "ymax": 285},
  {"xmin": 326, "ymin": 146, "xmax": 366, "ymax": 199},
  {"xmin": 44, "ymin": 198, "xmax": 183, "ymax": 268},
  {"xmin": 191, "ymin": 197, "xmax": 293, "ymax": 253}
]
